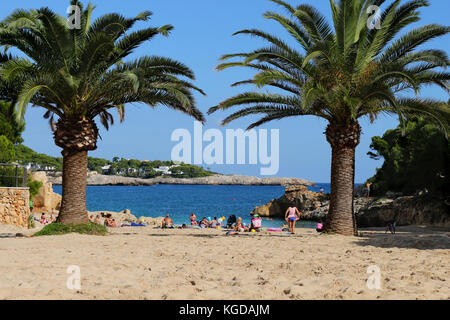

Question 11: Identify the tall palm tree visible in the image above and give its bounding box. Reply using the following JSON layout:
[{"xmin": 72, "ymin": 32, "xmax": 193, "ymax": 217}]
[
  {"xmin": 209, "ymin": 0, "xmax": 449, "ymax": 235},
  {"xmin": 0, "ymin": 1, "xmax": 205, "ymax": 224}
]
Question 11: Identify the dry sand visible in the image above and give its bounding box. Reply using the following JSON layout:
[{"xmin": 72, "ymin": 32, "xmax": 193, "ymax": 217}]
[{"xmin": 0, "ymin": 224, "xmax": 448, "ymax": 300}]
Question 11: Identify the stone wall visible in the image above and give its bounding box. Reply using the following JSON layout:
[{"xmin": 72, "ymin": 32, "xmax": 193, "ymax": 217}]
[{"xmin": 0, "ymin": 187, "xmax": 30, "ymax": 228}]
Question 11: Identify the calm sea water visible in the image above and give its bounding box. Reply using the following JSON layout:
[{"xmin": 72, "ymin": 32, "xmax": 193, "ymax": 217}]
[{"xmin": 53, "ymin": 183, "xmax": 332, "ymax": 228}]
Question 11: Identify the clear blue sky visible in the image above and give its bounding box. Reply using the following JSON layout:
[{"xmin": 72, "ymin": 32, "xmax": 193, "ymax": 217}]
[{"xmin": 1, "ymin": 0, "xmax": 449, "ymax": 182}]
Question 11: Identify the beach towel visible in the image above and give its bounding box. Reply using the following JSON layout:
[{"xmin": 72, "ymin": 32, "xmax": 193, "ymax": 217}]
[{"xmin": 130, "ymin": 223, "xmax": 146, "ymax": 227}]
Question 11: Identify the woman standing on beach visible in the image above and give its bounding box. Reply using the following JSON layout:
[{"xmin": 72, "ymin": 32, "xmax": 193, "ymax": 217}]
[{"xmin": 285, "ymin": 207, "xmax": 301, "ymax": 234}]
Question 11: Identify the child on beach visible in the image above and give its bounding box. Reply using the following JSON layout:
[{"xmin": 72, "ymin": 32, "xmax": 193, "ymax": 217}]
[
  {"xmin": 234, "ymin": 217, "xmax": 248, "ymax": 232},
  {"xmin": 316, "ymin": 221, "xmax": 325, "ymax": 233},
  {"xmin": 250, "ymin": 214, "xmax": 262, "ymax": 231},
  {"xmin": 285, "ymin": 206, "xmax": 301, "ymax": 234}
]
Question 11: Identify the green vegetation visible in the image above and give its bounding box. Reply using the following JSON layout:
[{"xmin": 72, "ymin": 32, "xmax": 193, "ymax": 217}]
[
  {"xmin": 0, "ymin": 101, "xmax": 23, "ymax": 145},
  {"xmin": 367, "ymin": 118, "xmax": 449, "ymax": 197},
  {"xmin": 14, "ymin": 144, "xmax": 63, "ymax": 170},
  {"xmin": 34, "ymin": 222, "xmax": 108, "ymax": 236},
  {"xmin": 27, "ymin": 179, "xmax": 43, "ymax": 199},
  {"xmin": 27, "ymin": 214, "xmax": 35, "ymax": 229},
  {"xmin": 12, "ymin": 144, "xmax": 214, "ymax": 178},
  {"xmin": 0, "ymin": 135, "xmax": 15, "ymax": 162}
]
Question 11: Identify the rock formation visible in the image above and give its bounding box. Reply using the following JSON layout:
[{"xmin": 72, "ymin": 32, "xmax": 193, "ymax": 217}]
[
  {"xmin": 31, "ymin": 172, "xmax": 61, "ymax": 213},
  {"xmin": 252, "ymin": 186, "xmax": 450, "ymax": 228},
  {"xmin": 46, "ymin": 172, "xmax": 314, "ymax": 187},
  {"xmin": 88, "ymin": 209, "xmax": 164, "ymax": 227},
  {"xmin": 252, "ymin": 185, "xmax": 329, "ymax": 218}
]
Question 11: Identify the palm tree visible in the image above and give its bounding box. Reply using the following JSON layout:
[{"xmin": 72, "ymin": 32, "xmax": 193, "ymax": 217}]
[
  {"xmin": 209, "ymin": 0, "xmax": 449, "ymax": 235},
  {"xmin": 0, "ymin": 1, "xmax": 205, "ymax": 224}
]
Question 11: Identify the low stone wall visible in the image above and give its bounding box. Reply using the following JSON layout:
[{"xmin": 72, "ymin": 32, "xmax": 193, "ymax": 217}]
[{"xmin": 0, "ymin": 187, "xmax": 30, "ymax": 228}]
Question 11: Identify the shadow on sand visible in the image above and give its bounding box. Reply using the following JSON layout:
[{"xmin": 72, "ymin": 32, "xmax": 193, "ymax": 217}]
[{"xmin": 354, "ymin": 226, "xmax": 450, "ymax": 250}]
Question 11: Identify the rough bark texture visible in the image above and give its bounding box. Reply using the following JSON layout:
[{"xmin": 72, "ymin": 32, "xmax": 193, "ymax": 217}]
[
  {"xmin": 325, "ymin": 122, "xmax": 361, "ymax": 236},
  {"xmin": 54, "ymin": 117, "xmax": 98, "ymax": 225},
  {"xmin": 57, "ymin": 151, "xmax": 89, "ymax": 224}
]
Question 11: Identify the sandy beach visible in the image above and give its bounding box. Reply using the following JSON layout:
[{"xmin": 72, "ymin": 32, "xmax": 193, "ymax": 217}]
[{"xmin": 0, "ymin": 224, "xmax": 448, "ymax": 300}]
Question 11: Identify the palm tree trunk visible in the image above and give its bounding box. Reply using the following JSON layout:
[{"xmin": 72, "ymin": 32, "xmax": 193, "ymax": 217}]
[
  {"xmin": 326, "ymin": 145, "xmax": 357, "ymax": 235},
  {"xmin": 325, "ymin": 121, "xmax": 361, "ymax": 236},
  {"xmin": 57, "ymin": 150, "xmax": 89, "ymax": 224}
]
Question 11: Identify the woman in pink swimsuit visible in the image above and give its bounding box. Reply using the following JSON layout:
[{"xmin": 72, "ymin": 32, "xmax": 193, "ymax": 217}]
[{"xmin": 285, "ymin": 206, "xmax": 301, "ymax": 233}]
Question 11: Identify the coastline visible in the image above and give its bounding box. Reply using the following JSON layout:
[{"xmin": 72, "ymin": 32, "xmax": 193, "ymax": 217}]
[{"xmin": 46, "ymin": 173, "xmax": 315, "ymax": 187}]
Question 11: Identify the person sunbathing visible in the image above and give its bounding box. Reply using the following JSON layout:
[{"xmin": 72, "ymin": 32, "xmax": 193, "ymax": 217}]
[
  {"xmin": 210, "ymin": 217, "xmax": 218, "ymax": 228},
  {"xmin": 109, "ymin": 219, "xmax": 120, "ymax": 228},
  {"xmin": 199, "ymin": 217, "xmax": 209, "ymax": 228},
  {"xmin": 40, "ymin": 214, "xmax": 49, "ymax": 225},
  {"xmin": 234, "ymin": 217, "xmax": 248, "ymax": 232},
  {"xmin": 227, "ymin": 215, "xmax": 237, "ymax": 228},
  {"xmin": 189, "ymin": 213, "xmax": 197, "ymax": 225},
  {"xmin": 163, "ymin": 214, "xmax": 174, "ymax": 228}
]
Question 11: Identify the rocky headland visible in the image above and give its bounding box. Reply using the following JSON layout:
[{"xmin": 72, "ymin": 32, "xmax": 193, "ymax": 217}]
[
  {"xmin": 45, "ymin": 171, "xmax": 314, "ymax": 186},
  {"xmin": 252, "ymin": 185, "xmax": 450, "ymax": 228}
]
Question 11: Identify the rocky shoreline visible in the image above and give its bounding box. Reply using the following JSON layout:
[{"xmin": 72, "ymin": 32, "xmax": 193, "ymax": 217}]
[
  {"xmin": 46, "ymin": 172, "xmax": 315, "ymax": 186},
  {"xmin": 252, "ymin": 185, "xmax": 450, "ymax": 228}
]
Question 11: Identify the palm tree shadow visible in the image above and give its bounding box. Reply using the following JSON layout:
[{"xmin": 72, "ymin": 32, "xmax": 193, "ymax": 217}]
[{"xmin": 354, "ymin": 227, "xmax": 450, "ymax": 250}]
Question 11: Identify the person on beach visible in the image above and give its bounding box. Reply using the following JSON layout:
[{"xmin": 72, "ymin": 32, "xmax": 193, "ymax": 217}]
[
  {"xmin": 210, "ymin": 217, "xmax": 218, "ymax": 228},
  {"xmin": 366, "ymin": 182, "xmax": 372, "ymax": 198},
  {"xmin": 385, "ymin": 220, "xmax": 397, "ymax": 234},
  {"xmin": 316, "ymin": 220, "xmax": 325, "ymax": 233},
  {"xmin": 189, "ymin": 213, "xmax": 197, "ymax": 226},
  {"xmin": 40, "ymin": 213, "xmax": 49, "ymax": 225},
  {"xmin": 95, "ymin": 215, "xmax": 101, "ymax": 225},
  {"xmin": 199, "ymin": 217, "xmax": 209, "ymax": 228},
  {"xmin": 234, "ymin": 217, "xmax": 248, "ymax": 232},
  {"xmin": 89, "ymin": 215, "xmax": 94, "ymax": 222},
  {"xmin": 250, "ymin": 214, "xmax": 262, "ymax": 231},
  {"xmin": 163, "ymin": 214, "xmax": 173, "ymax": 228},
  {"xmin": 227, "ymin": 215, "xmax": 237, "ymax": 228},
  {"xmin": 285, "ymin": 206, "xmax": 301, "ymax": 233},
  {"xmin": 319, "ymin": 187, "xmax": 324, "ymax": 194}
]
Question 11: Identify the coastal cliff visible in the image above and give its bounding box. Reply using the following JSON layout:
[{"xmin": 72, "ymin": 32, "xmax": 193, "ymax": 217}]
[
  {"xmin": 252, "ymin": 185, "xmax": 450, "ymax": 228},
  {"xmin": 45, "ymin": 171, "xmax": 314, "ymax": 186}
]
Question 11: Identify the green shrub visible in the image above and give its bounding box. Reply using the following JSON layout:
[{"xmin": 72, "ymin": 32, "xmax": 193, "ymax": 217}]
[
  {"xmin": 27, "ymin": 214, "xmax": 35, "ymax": 229},
  {"xmin": 27, "ymin": 179, "xmax": 42, "ymax": 199},
  {"xmin": 34, "ymin": 222, "xmax": 108, "ymax": 236}
]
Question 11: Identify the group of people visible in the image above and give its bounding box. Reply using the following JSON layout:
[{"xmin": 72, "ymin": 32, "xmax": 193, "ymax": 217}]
[
  {"xmin": 189, "ymin": 213, "xmax": 224, "ymax": 229},
  {"xmin": 37, "ymin": 213, "xmax": 56, "ymax": 225}
]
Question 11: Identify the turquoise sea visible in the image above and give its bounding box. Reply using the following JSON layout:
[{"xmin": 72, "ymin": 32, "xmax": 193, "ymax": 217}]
[{"xmin": 53, "ymin": 184, "xmax": 333, "ymax": 229}]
